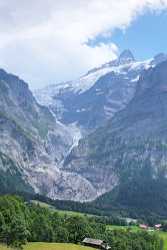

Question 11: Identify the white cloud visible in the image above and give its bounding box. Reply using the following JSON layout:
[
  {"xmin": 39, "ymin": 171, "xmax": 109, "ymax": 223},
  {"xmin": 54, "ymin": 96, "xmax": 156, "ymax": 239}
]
[{"xmin": 0, "ymin": 0, "xmax": 167, "ymax": 89}]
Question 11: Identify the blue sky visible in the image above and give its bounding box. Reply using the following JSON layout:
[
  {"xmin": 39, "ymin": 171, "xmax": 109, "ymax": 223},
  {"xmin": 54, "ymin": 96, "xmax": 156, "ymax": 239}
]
[
  {"xmin": 0, "ymin": 1, "xmax": 167, "ymax": 89},
  {"xmin": 90, "ymin": 10, "xmax": 167, "ymax": 61}
]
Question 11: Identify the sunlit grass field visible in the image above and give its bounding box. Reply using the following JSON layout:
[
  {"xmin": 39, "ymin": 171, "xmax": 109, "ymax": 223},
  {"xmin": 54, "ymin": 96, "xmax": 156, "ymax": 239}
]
[
  {"xmin": 0, "ymin": 245, "xmax": 12, "ymax": 250},
  {"xmin": 0, "ymin": 243, "xmax": 94, "ymax": 250},
  {"xmin": 0, "ymin": 231, "xmax": 167, "ymax": 250},
  {"xmin": 107, "ymin": 225, "xmax": 139, "ymax": 231},
  {"xmin": 159, "ymin": 232, "xmax": 167, "ymax": 250}
]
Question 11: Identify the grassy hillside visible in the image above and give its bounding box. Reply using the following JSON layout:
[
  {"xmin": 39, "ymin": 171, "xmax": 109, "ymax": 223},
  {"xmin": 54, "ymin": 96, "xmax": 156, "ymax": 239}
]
[
  {"xmin": 31, "ymin": 200, "xmax": 92, "ymax": 217},
  {"xmin": 0, "ymin": 232, "xmax": 165, "ymax": 250},
  {"xmin": 0, "ymin": 243, "xmax": 93, "ymax": 250},
  {"xmin": 0, "ymin": 245, "xmax": 12, "ymax": 250},
  {"xmin": 0, "ymin": 195, "xmax": 162, "ymax": 250},
  {"xmin": 107, "ymin": 225, "xmax": 139, "ymax": 232},
  {"xmin": 159, "ymin": 232, "xmax": 167, "ymax": 250}
]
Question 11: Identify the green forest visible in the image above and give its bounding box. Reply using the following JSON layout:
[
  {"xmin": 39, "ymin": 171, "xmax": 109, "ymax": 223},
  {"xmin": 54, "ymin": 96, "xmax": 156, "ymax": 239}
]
[{"xmin": 0, "ymin": 195, "xmax": 162, "ymax": 250}]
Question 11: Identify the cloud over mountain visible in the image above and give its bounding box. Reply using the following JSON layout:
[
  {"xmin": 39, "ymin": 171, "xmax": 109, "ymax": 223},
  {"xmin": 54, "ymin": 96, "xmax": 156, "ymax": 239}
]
[{"xmin": 0, "ymin": 0, "xmax": 167, "ymax": 89}]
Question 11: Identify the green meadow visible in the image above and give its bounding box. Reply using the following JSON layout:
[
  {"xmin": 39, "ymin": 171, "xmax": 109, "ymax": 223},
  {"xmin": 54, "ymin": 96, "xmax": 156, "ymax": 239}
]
[
  {"xmin": 0, "ymin": 243, "xmax": 93, "ymax": 250},
  {"xmin": 1, "ymin": 231, "xmax": 167, "ymax": 250},
  {"xmin": 107, "ymin": 225, "xmax": 139, "ymax": 231},
  {"xmin": 159, "ymin": 232, "xmax": 167, "ymax": 250}
]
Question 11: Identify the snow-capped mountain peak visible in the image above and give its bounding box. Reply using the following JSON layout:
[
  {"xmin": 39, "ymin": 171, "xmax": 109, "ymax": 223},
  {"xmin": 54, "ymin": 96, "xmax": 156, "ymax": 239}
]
[
  {"xmin": 35, "ymin": 51, "xmax": 151, "ymax": 103},
  {"xmin": 34, "ymin": 51, "xmax": 167, "ymax": 134},
  {"xmin": 118, "ymin": 49, "xmax": 135, "ymax": 64}
]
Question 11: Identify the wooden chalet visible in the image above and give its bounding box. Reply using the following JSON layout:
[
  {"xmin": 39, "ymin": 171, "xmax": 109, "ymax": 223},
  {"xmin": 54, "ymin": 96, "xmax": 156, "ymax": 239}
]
[
  {"xmin": 154, "ymin": 224, "xmax": 162, "ymax": 230},
  {"xmin": 82, "ymin": 238, "xmax": 111, "ymax": 250},
  {"xmin": 139, "ymin": 224, "xmax": 148, "ymax": 230}
]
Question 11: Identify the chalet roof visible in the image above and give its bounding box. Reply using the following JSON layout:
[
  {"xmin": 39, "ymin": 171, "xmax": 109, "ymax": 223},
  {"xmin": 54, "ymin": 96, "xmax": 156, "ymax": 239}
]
[
  {"xmin": 82, "ymin": 238, "xmax": 104, "ymax": 246},
  {"xmin": 155, "ymin": 224, "xmax": 162, "ymax": 228},
  {"xmin": 139, "ymin": 224, "xmax": 148, "ymax": 229}
]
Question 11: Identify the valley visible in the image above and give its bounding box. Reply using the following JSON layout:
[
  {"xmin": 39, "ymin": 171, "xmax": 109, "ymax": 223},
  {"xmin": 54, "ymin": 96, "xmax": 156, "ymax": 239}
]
[
  {"xmin": 1, "ymin": 2, "xmax": 167, "ymax": 250},
  {"xmin": 1, "ymin": 50, "xmax": 167, "ymax": 219},
  {"xmin": 1, "ymin": 50, "xmax": 167, "ymax": 208},
  {"xmin": 0, "ymin": 195, "xmax": 163, "ymax": 250}
]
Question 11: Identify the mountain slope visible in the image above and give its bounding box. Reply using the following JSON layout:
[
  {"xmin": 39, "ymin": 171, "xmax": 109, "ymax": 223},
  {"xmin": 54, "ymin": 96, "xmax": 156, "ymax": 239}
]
[
  {"xmin": 0, "ymin": 69, "xmax": 98, "ymax": 201},
  {"xmin": 64, "ymin": 60, "xmax": 167, "ymax": 215}
]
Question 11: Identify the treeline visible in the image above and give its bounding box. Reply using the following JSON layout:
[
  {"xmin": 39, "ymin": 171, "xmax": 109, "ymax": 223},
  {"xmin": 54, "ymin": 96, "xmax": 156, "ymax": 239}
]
[
  {"xmin": 0, "ymin": 195, "xmax": 162, "ymax": 250},
  {"xmin": 13, "ymin": 191, "xmax": 165, "ymax": 225},
  {"xmin": 1, "ymin": 189, "xmax": 166, "ymax": 225},
  {"xmin": 29, "ymin": 193, "xmax": 166, "ymax": 226}
]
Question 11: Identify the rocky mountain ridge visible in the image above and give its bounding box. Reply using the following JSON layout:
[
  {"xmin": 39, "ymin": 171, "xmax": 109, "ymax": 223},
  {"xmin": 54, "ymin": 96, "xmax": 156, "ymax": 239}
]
[
  {"xmin": 64, "ymin": 59, "xmax": 167, "ymax": 214},
  {"xmin": 35, "ymin": 51, "xmax": 167, "ymax": 134}
]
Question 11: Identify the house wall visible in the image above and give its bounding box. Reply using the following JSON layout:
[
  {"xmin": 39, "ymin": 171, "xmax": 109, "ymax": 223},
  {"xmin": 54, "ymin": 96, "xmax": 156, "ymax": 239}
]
[{"xmin": 83, "ymin": 243, "xmax": 101, "ymax": 249}]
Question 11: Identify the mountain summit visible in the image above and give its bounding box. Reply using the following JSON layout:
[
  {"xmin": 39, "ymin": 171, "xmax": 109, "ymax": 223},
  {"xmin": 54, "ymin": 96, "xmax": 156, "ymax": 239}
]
[
  {"xmin": 118, "ymin": 49, "xmax": 135, "ymax": 64},
  {"xmin": 35, "ymin": 49, "xmax": 152, "ymax": 132}
]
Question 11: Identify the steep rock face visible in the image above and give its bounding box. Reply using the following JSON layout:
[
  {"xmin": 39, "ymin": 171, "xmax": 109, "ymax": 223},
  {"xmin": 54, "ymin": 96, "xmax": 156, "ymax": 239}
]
[
  {"xmin": 64, "ymin": 60, "xmax": 167, "ymax": 208},
  {"xmin": 0, "ymin": 69, "xmax": 73, "ymax": 163},
  {"xmin": 0, "ymin": 69, "xmax": 98, "ymax": 200}
]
